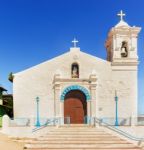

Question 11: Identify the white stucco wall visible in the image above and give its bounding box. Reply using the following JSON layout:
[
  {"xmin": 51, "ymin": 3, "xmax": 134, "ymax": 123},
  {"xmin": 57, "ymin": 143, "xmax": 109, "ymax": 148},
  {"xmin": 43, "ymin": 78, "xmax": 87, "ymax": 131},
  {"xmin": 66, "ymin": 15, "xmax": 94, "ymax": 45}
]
[{"xmin": 13, "ymin": 47, "xmax": 138, "ymax": 122}]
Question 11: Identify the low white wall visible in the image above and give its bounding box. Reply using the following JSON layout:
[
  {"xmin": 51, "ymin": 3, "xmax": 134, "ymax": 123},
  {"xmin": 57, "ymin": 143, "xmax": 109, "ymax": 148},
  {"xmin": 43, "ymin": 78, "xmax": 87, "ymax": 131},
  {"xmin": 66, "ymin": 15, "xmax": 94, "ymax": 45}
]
[
  {"xmin": 1, "ymin": 126, "xmax": 56, "ymax": 138},
  {"xmin": 118, "ymin": 126, "xmax": 144, "ymax": 138},
  {"xmin": 1, "ymin": 115, "xmax": 56, "ymax": 137}
]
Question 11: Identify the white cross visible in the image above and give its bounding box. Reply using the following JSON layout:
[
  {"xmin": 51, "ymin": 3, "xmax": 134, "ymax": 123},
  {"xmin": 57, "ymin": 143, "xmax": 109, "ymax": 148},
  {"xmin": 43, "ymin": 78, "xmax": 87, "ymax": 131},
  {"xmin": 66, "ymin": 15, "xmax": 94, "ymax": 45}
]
[
  {"xmin": 117, "ymin": 10, "xmax": 126, "ymax": 21},
  {"xmin": 72, "ymin": 38, "xmax": 78, "ymax": 47}
]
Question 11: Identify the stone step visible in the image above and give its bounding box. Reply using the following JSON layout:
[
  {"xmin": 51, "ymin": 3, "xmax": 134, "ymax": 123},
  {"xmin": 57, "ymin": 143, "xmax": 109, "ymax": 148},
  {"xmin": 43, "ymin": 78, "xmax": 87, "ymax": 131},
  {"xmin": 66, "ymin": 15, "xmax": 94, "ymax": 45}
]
[
  {"xmin": 26, "ymin": 140, "xmax": 130, "ymax": 144},
  {"xmin": 23, "ymin": 126, "xmax": 142, "ymax": 150},
  {"xmin": 41, "ymin": 135, "xmax": 117, "ymax": 138},
  {"xmin": 47, "ymin": 132, "xmax": 111, "ymax": 135},
  {"xmin": 24, "ymin": 143, "xmax": 140, "ymax": 149},
  {"xmin": 51, "ymin": 130, "xmax": 104, "ymax": 133},
  {"xmin": 52, "ymin": 130, "xmax": 103, "ymax": 133},
  {"xmin": 57, "ymin": 127, "xmax": 95, "ymax": 129},
  {"xmin": 50, "ymin": 131, "xmax": 106, "ymax": 134},
  {"xmin": 58, "ymin": 126, "xmax": 96, "ymax": 128},
  {"xmin": 51, "ymin": 128, "xmax": 103, "ymax": 130},
  {"xmin": 55, "ymin": 129, "xmax": 98, "ymax": 131},
  {"xmin": 49, "ymin": 130, "xmax": 105, "ymax": 132},
  {"xmin": 26, "ymin": 149, "xmax": 141, "ymax": 150},
  {"xmin": 37, "ymin": 138, "xmax": 125, "ymax": 141},
  {"xmin": 60, "ymin": 124, "xmax": 94, "ymax": 127}
]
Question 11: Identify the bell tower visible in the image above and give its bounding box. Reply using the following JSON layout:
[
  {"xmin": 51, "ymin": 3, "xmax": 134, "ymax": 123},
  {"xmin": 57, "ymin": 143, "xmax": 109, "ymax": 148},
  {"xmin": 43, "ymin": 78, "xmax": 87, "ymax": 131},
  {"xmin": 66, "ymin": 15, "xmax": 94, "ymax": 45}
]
[
  {"xmin": 105, "ymin": 10, "xmax": 141, "ymax": 68},
  {"xmin": 105, "ymin": 11, "xmax": 141, "ymax": 124}
]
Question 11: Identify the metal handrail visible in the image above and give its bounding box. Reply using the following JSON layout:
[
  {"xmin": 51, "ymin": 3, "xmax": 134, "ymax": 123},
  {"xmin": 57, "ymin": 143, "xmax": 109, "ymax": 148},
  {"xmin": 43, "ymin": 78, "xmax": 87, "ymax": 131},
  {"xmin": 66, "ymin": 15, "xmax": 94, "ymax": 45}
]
[
  {"xmin": 95, "ymin": 117, "xmax": 144, "ymax": 143},
  {"xmin": 32, "ymin": 118, "xmax": 57, "ymax": 132},
  {"xmin": 32, "ymin": 117, "xmax": 70, "ymax": 133}
]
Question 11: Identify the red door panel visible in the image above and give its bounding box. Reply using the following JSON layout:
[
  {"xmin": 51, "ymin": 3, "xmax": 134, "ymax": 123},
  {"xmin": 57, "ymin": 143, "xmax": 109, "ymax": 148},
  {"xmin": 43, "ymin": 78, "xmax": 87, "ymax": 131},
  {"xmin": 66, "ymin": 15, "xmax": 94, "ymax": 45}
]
[{"xmin": 64, "ymin": 90, "xmax": 87, "ymax": 124}]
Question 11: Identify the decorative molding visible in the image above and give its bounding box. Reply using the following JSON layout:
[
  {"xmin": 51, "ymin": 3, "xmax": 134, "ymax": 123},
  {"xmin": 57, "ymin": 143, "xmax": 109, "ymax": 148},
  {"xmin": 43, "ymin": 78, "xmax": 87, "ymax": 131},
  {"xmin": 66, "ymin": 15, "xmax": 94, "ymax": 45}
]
[
  {"xmin": 60, "ymin": 85, "xmax": 91, "ymax": 101},
  {"xmin": 54, "ymin": 78, "xmax": 96, "ymax": 83},
  {"xmin": 73, "ymin": 55, "xmax": 79, "ymax": 60},
  {"xmin": 112, "ymin": 61, "xmax": 138, "ymax": 66}
]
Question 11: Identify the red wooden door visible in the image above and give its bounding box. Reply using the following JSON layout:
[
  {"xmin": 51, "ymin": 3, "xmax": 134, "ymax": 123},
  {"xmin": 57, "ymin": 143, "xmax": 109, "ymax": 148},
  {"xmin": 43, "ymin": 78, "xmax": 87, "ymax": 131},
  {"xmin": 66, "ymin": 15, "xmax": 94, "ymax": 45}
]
[
  {"xmin": 64, "ymin": 98, "xmax": 84, "ymax": 123},
  {"xmin": 64, "ymin": 90, "xmax": 87, "ymax": 124}
]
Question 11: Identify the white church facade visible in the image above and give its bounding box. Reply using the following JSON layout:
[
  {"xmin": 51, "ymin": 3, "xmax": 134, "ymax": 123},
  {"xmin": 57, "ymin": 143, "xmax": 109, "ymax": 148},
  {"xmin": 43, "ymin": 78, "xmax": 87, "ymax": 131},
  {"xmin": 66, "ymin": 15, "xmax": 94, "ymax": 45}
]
[{"xmin": 12, "ymin": 11, "xmax": 141, "ymax": 125}]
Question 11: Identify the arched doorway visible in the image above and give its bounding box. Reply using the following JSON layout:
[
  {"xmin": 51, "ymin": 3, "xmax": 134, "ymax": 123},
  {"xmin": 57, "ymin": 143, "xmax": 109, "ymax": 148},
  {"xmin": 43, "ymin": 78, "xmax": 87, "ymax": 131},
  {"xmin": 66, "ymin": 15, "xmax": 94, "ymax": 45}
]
[{"xmin": 64, "ymin": 90, "xmax": 87, "ymax": 124}]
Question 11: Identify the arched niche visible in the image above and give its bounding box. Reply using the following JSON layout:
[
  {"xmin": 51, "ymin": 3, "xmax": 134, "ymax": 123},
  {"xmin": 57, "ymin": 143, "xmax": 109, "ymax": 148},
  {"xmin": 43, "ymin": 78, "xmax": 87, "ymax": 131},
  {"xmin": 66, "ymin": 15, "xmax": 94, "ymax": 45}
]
[{"xmin": 71, "ymin": 63, "xmax": 79, "ymax": 78}]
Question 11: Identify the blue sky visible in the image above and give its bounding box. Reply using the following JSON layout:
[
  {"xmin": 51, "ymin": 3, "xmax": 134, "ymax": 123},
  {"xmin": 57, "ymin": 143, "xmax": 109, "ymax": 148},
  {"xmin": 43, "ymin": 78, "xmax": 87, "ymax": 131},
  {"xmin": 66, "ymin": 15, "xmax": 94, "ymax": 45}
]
[{"xmin": 0, "ymin": 0, "xmax": 144, "ymax": 114}]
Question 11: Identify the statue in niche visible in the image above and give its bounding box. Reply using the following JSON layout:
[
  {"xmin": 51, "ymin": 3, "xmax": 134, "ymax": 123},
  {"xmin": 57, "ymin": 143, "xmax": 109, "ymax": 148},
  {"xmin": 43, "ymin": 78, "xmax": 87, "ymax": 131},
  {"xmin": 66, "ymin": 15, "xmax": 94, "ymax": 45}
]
[
  {"xmin": 72, "ymin": 64, "xmax": 79, "ymax": 78},
  {"xmin": 121, "ymin": 41, "xmax": 128, "ymax": 57}
]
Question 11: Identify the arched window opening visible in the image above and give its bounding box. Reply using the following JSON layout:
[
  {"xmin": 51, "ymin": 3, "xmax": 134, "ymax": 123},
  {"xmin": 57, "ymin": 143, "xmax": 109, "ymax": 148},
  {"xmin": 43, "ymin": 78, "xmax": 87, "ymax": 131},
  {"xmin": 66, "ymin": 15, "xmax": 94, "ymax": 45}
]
[
  {"xmin": 121, "ymin": 41, "xmax": 128, "ymax": 58},
  {"xmin": 71, "ymin": 63, "xmax": 79, "ymax": 78}
]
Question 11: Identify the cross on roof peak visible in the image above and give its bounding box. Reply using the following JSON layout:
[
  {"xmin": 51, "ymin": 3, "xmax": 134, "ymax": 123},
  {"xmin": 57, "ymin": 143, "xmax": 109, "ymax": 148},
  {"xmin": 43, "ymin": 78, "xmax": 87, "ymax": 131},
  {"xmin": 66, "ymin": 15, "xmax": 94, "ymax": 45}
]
[
  {"xmin": 72, "ymin": 38, "xmax": 79, "ymax": 47},
  {"xmin": 117, "ymin": 10, "xmax": 126, "ymax": 21}
]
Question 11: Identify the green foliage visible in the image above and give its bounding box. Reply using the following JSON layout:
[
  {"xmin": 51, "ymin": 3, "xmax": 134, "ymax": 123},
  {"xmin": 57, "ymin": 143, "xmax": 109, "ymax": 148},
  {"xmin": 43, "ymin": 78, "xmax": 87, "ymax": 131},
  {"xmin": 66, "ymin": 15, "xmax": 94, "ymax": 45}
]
[
  {"xmin": 8, "ymin": 72, "xmax": 14, "ymax": 82},
  {"xmin": 2, "ymin": 95, "xmax": 13, "ymax": 118},
  {"xmin": 0, "ymin": 92, "xmax": 2, "ymax": 99},
  {"xmin": 0, "ymin": 117, "xmax": 2, "ymax": 127}
]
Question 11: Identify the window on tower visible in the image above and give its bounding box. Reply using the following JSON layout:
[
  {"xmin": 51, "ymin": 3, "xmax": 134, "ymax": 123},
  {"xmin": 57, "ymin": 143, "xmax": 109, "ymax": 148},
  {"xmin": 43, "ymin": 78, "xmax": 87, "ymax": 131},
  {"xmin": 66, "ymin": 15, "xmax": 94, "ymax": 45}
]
[
  {"xmin": 121, "ymin": 41, "xmax": 128, "ymax": 58},
  {"xmin": 71, "ymin": 63, "xmax": 79, "ymax": 78}
]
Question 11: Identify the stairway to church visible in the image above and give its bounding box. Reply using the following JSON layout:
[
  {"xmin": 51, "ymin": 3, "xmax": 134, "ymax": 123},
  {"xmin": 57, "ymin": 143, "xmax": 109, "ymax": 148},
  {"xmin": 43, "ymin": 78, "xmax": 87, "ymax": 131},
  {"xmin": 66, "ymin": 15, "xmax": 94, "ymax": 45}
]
[{"xmin": 24, "ymin": 124, "xmax": 142, "ymax": 150}]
